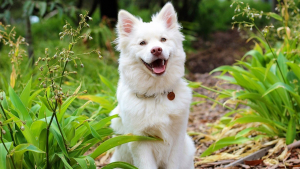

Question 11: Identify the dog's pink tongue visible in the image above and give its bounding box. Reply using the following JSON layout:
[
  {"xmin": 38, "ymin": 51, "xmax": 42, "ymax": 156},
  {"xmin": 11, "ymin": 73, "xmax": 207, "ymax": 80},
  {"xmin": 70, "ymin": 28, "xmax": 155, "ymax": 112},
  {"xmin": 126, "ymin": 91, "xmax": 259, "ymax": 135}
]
[{"xmin": 152, "ymin": 59, "xmax": 165, "ymax": 74}]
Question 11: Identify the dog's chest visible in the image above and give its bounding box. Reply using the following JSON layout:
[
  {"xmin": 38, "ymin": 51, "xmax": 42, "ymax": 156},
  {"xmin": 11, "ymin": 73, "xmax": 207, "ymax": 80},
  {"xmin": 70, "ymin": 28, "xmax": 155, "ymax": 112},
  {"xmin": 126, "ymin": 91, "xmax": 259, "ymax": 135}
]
[{"xmin": 118, "ymin": 85, "xmax": 191, "ymax": 136}]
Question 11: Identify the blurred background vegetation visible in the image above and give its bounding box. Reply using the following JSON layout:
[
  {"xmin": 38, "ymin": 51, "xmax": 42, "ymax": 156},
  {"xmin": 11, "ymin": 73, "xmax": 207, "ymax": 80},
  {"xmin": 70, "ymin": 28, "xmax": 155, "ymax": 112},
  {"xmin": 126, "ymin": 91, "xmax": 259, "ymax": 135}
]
[{"xmin": 0, "ymin": 0, "xmax": 274, "ymax": 113}]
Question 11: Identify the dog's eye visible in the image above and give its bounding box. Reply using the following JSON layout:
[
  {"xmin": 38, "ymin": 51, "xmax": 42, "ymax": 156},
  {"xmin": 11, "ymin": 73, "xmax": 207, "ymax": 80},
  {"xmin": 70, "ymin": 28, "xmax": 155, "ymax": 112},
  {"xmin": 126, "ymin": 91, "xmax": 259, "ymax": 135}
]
[
  {"xmin": 161, "ymin": 38, "xmax": 167, "ymax": 42},
  {"xmin": 140, "ymin": 41, "xmax": 146, "ymax": 45}
]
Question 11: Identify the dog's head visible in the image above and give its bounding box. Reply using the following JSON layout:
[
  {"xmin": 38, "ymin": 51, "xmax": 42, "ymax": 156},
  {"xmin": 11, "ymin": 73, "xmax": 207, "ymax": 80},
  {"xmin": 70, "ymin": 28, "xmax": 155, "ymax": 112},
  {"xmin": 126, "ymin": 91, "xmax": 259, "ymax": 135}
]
[{"xmin": 115, "ymin": 3, "xmax": 185, "ymax": 95}]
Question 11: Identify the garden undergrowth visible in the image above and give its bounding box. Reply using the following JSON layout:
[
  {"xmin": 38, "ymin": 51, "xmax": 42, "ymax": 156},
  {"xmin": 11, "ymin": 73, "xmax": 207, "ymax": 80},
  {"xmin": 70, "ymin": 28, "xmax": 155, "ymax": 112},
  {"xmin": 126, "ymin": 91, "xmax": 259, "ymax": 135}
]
[
  {"xmin": 0, "ymin": 12, "xmax": 160, "ymax": 169},
  {"xmin": 193, "ymin": 0, "xmax": 300, "ymax": 166}
]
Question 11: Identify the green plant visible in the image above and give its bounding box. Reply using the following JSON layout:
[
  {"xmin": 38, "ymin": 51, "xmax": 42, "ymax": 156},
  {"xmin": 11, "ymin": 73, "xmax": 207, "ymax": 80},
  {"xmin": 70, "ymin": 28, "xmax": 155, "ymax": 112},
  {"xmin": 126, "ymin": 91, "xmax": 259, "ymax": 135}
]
[
  {"xmin": 196, "ymin": 0, "xmax": 271, "ymax": 38},
  {"xmin": 197, "ymin": 0, "xmax": 300, "ymax": 157},
  {"xmin": 0, "ymin": 13, "xmax": 160, "ymax": 169}
]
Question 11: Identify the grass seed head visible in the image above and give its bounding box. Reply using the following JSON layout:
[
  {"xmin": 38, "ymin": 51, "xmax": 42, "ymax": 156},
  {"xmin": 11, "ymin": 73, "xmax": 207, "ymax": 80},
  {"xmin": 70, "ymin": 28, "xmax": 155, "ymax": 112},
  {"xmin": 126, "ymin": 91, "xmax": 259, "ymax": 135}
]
[{"xmin": 2, "ymin": 129, "xmax": 6, "ymax": 135}]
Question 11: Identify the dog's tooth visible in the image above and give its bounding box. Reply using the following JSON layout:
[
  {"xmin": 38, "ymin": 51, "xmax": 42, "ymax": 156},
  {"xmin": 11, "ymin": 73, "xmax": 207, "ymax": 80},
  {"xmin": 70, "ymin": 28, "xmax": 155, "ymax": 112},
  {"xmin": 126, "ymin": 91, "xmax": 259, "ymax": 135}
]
[{"xmin": 162, "ymin": 60, "xmax": 165, "ymax": 65}]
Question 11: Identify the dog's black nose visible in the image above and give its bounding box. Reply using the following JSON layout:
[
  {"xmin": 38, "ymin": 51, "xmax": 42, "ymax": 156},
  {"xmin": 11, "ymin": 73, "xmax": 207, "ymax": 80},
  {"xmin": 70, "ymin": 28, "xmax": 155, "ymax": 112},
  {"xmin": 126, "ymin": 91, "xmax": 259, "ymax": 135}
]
[{"xmin": 151, "ymin": 47, "xmax": 162, "ymax": 56}]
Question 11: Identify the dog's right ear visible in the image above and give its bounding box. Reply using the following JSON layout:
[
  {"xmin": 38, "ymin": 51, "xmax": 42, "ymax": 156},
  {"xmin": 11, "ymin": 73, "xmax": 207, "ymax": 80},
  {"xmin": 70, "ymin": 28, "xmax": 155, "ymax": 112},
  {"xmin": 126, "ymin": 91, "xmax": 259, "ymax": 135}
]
[{"xmin": 117, "ymin": 10, "xmax": 138, "ymax": 37}]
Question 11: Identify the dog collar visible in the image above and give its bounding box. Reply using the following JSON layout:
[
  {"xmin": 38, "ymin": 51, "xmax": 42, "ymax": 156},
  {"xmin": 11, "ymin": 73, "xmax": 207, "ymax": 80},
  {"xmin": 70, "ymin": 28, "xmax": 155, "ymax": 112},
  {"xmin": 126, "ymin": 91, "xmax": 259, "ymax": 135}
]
[{"xmin": 135, "ymin": 91, "xmax": 175, "ymax": 100}]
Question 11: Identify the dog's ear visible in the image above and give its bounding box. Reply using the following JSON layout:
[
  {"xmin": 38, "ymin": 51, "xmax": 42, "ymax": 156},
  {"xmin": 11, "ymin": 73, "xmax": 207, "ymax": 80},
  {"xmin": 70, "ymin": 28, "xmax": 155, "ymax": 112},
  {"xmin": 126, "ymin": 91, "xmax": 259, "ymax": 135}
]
[
  {"xmin": 117, "ymin": 10, "xmax": 138, "ymax": 36},
  {"xmin": 157, "ymin": 2, "xmax": 177, "ymax": 29}
]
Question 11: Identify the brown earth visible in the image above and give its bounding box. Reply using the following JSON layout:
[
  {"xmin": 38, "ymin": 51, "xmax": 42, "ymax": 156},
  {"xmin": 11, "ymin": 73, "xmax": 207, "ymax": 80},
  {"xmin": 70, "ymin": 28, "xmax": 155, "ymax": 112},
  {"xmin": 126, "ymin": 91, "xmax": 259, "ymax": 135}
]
[{"xmin": 185, "ymin": 29, "xmax": 252, "ymax": 74}]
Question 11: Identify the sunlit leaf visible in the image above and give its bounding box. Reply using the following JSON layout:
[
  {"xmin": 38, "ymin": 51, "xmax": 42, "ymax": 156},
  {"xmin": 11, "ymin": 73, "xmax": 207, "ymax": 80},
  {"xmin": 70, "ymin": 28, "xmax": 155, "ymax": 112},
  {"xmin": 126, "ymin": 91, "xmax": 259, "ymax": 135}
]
[
  {"xmin": 201, "ymin": 136, "xmax": 251, "ymax": 157},
  {"xmin": 0, "ymin": 142, "xmax": 12, "ymax": 169},
  {"xmin": 286, "ymin": 117, "xmax": 296, "ymax": 145},
  {"xmin": 89, "ymin": 135, "xmax": 161, "ymax": 159},
  {"xmin": 269, "ymin": 12, "xmax": 283, "ymax": 21},
  {"xmin": 102, "ymin": 162, "xmax": 138, "ymax": 169}
]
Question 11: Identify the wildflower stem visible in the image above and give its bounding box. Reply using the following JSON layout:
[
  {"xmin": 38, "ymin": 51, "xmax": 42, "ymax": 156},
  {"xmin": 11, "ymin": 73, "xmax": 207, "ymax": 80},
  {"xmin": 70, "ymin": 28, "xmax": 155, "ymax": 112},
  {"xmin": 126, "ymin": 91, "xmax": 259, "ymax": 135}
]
[
  {"xmin": 54, "ymin": 113, "xmax": 69, "ymax": 153},
  {"xmin": 253, "ymin": 24, "xmax": 286, "ymax": 81},
  {"xmin": 46, "ymin": 59, "xmax": 70, "ymax": 169},
  {"xmin": 0, "ymin": 102, "xmax": 15, "ymax": 146},
  {"xmin": 0, "ymin": 132, "xmax": 17, "ymax": 169},
  {"xmin": 45, "ymin": 93, "xmax": 54, "ymax": 111},
  {"xmin": 253, "ymin": 24, "xmax": 297, "ymax": 116},
  {"xmin": 46, "ymin": 110, "xmax": 55, "ymax": 169},
  {"xmin": 59, "ymin": 59, "xmax": 68, "ymax": 87}
]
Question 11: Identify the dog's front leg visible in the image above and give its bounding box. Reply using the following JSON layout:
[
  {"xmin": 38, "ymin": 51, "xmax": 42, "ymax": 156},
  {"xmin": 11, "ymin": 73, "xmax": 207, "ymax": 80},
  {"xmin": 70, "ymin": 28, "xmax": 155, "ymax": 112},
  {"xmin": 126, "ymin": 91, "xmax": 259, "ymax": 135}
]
[
  {"xmin": 129, "ymin": 141, "xmax": 158, "ymax": 169},
  {"xmin": 165, "ymin": 135, "xmax": 184, "ymax": 169}
]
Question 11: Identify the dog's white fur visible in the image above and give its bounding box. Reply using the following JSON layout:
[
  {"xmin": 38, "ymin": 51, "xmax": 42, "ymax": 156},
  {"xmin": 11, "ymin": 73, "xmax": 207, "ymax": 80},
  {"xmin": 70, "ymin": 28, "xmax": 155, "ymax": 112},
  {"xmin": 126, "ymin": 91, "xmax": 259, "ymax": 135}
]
[{"xmin": 110, "ymin": 3, "xmax": 195, "ymax": 169}]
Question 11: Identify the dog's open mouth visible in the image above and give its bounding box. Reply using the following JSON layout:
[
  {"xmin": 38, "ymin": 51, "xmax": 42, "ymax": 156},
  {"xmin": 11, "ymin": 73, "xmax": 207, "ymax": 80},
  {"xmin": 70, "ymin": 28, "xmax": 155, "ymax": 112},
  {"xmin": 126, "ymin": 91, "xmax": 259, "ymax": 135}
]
[{"xmin": 142, "ymin": 59, "xmax": 168, "ymax": 75}]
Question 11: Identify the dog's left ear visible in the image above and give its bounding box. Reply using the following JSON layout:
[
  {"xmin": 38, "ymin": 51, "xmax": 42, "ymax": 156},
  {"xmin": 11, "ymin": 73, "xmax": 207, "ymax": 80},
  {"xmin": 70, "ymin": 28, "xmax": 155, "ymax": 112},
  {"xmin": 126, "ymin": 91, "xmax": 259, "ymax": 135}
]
[{"xmin": 157, "ymin": 2, "xmax": 178, "ymax": 29}]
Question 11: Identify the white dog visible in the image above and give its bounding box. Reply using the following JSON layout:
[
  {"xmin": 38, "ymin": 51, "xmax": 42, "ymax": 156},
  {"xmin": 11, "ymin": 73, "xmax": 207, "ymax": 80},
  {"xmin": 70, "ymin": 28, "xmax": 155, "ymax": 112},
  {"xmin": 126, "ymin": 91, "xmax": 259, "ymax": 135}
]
[{"xmin": 110, "ymin": 2, "xmax": 195, "ymax": 169}]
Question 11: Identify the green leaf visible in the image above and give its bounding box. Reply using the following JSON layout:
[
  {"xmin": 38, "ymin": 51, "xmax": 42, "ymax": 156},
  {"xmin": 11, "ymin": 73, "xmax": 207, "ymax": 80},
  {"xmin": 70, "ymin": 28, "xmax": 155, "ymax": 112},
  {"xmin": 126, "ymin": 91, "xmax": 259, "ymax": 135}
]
[
  {"xmin": 277, "ymin": 53, "xmax": 288, "ymax": 78},
  {"xmin": 100, "ymin": 75, "xmax": 116, "ymax": 93},
  {"xmin": 28, "ymin": 89, "xmax": 44, "ymax": 108},
  {"xmin": 9, "ymin": 86, "xmax": 33, "ymax": 126},
  {"xmin": 214, "ymin": 75, "xmax": 236, "ymax": 83},
  {"xmin": 23, "ymin": 1, "xmax": 31, "ymax": 11},
  {"xmin": 235, "ymin": 127, "xmax": 257, "ymax": 138},
  {"xmin": 20, "ymin": 78, "xmax": 32, "ymax": 107},
  {"xmin": 6, "ymin": 110, "xmax": 38, "ymax": 146},
  {"xmin": 14, "ymin": 144, "xmax": 44, "ymax": 168},
  {"xmin": 38, "ymin": 96, "xmax": 53, "ymax": 112},
  {"xmin": 57, "ymin": 153, "xmax": 72, "ymax": 169},
  {"xmin": 58, "ymin": 84, "xmax": 81, "ymax": 122},
  {"xmin": 27, "ymin": 1, "xmax": 35, "ymax": 16},
  {"xmin": 30, "ymin": 121, "xmax": 47, "ymax": 142},
  {"xmin": 78, "ymin": 95, "xmax": 115, "ymax": 111},
  {"xmin": 37, "ymin": 2, "xmax": 47, "ymax": 17},
  {"xmin": 71, "ymin": 115, "xmax": 118, "ymax": 146},
  {"xmin": 263, "ymin": 82, "xmax": 295, "ymax": 97},
  {"xmin": 64, "ymin": 122, "xmax": 76, "ymax": 143},
  {"xmin": 191, "ymin": 101, "xmax": 205, "ymax": 106},
  {"xmin": 269, "ymin": 12, "xmax": 283, "ymax": 21},
  {"xmin": 264, "ymin": 59, "xmax": 276, "ymax": 80},
  {"xmin": 92, "ymin": 114, "xmax": 118, "ymax": 130},
  {"xmin": 220, "ymin": 116, "xmax": 232, "ymax": 125},
  {"xmin": 83, "ymin": 122, "xmax": 102, "ymax": 141},
  {"xmin": 187, "ymin": 81, "xmax": 201, "ymax": 89},
  {"xmin": 248, "ymin": 35, "xmax": 269, "ymax": 50},
  {"xmin": 201, "ymin": 136, "xmax": 251, "ymax": 157},
  {"xmin": 228, "ymin": 116, "xmax": 281, "ymax": 133},
  {"xmin": 243, "ymin": 50, "xmax": 265, "ymax": 66},
  {"xmin": 287, "ymin": 62, "xmax": 300, "ymax": 80},
  {"xmin": 102, "ymin": 162, "xmax": 138, "ymax": 169},
  {"xmin": 89, "ymin": 135, "xmax": 161, "ymax": 159},
  {"xmin": 0, "ymin": 142, "xmax": 12, "ymax": 169},
  {"xmin": 50, "ymin": 123, "xmax": 69, "ymax": 157},
  {"xmin": 72, "ymin": 101, "xmax": 92, "ymax": 116},
  {"xmin": 286, "ymin": 118, "xmax": 296, "ymax": 145},
  {"xmin": 73, "ymin": 156, "xmax": 96, "ymax": 169},
  {"xmin": 0, "ymin": 91, "xmax": 8, "ymax": 110}
]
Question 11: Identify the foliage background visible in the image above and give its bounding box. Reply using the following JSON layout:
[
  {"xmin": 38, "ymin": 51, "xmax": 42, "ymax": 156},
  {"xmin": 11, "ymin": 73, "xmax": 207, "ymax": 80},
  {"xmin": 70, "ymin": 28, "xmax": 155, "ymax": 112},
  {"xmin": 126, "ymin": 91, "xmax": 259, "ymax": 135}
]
[{"xmin": 2, "ymin": 0, "xmax": 289, "ymax": 168}]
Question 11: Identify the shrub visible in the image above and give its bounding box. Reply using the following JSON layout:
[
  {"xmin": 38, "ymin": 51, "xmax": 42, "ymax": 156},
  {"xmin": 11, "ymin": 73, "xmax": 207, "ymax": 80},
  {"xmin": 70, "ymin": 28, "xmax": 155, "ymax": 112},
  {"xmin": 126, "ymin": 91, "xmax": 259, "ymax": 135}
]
[{"xmin": 197, "ymin": 0, "xmax": 300, "ymax": 157}]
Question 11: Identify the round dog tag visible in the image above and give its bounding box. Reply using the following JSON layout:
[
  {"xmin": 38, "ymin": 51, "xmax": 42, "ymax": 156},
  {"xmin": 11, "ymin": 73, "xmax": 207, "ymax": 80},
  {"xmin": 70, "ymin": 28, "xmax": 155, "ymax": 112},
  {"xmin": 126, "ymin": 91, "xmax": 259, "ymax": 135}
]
[{"xmin": 167, "ymin": 92, "xmax": 175, "ymax": 101}]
